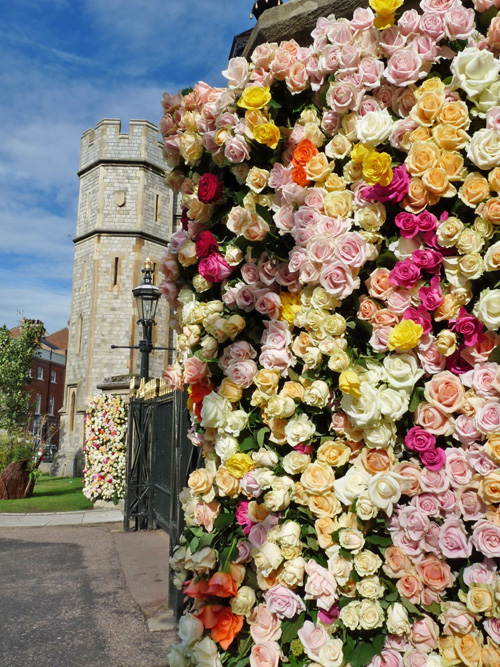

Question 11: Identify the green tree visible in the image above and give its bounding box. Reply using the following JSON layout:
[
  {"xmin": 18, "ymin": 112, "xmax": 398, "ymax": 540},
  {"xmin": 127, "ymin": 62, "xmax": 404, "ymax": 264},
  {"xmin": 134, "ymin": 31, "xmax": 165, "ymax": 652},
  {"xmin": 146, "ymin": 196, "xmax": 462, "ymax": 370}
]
[{"xmin": 0, "ymin": 319, "xmax": 46, "ymax": 429}]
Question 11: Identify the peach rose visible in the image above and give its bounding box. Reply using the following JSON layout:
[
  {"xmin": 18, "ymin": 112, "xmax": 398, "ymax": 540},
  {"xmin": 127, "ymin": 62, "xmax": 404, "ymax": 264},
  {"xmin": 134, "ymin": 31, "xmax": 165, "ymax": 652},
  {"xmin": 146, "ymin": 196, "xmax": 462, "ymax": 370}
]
[
  {"xmin": 415, "ymin": 402, "xmax": 453, "ymax": 435},
  {"xmin": 424, "ymin": 370, "xmax": 465, "ymax": 413},
  {"xmin": 480, "ymin": 197, "xmax": 500, "ymax": 226},
  {"xmin": 410, "ymin": 90, "xmax": 445, "ymax": 126},
  {"xmin": 459, "ymin": 172, "xmax": 490, "ymax": 207},
  {"xmin": 406, "ymin": 141, "xmax": 441, "ymax": 177},
  {"xmin": 438, "ymin": 151, "xmax": 466, "ymax": 181},
  {"xmin": 438, "ymin": 101, "xmax": 470, "ymax": 128},
  {"xmin": 416, "ymin": 555, "xmax": 454, "ymax": 591},
  {"xmin": 365, "ymin": 267, "xmax": 396, "ymax": 300},
  {"xmin": 432, "ymin": 124, "xmax": 469, "ymax": 151}
]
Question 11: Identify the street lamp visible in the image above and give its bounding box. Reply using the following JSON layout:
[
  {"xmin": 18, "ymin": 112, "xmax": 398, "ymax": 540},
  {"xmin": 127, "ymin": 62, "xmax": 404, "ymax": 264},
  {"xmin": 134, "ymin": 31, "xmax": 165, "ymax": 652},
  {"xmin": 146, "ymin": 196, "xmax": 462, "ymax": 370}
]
[{"xmin": 132, "ymin": 258, "xmax": 161, "ymax": 381}]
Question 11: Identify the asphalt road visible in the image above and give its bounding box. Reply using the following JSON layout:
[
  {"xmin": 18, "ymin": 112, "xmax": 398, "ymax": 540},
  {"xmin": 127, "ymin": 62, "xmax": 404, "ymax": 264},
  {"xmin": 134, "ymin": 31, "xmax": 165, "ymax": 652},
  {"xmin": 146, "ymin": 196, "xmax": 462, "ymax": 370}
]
[{"xmin": 0, "ymin": 524, "xmax": 171, "ymax": 667}]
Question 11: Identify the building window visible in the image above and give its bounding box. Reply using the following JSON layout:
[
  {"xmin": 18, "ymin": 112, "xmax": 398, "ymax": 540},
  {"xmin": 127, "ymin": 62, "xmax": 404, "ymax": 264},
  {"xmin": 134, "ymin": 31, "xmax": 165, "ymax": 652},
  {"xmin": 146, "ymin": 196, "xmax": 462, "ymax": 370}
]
[
  {"xmin": 113, "ymin": 257, "xmax": 119, "ymax": 286},
  {"xmin": 37, "ymin": 367, "xmax": 44, "ymax": 381},
  {"xmin": 48, "ymin": 396, "xmax": 55, "ymax": 416},
  {"xmin": 76, "ymin": 314, "xmax": 83, "ymax": 354},
  {"xmin": 27, "ymin": 368, "xmax": 33, "ymax": 379},
  {"xmin": 154, "ymin": 193, "xmax": 161, "ymax": 222},
  {"xmin": 69, "ymin": 390, "xmax": 76, "ymax": 433},
  {"xmin": 51, "ymin": 370, "xmax": 57, "ymax": 383},
  {"xmin": 35, "ymin": 393, "xmax": 42, "ymax": 415}
]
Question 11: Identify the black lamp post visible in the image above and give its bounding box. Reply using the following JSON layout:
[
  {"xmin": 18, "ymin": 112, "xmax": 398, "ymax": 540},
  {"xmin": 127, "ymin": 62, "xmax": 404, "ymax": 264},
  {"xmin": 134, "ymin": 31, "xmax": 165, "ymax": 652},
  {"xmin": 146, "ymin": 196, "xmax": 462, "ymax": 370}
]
[{"xmin": 132, "ymin": 258, "xmax": 161, "ymax": 381}]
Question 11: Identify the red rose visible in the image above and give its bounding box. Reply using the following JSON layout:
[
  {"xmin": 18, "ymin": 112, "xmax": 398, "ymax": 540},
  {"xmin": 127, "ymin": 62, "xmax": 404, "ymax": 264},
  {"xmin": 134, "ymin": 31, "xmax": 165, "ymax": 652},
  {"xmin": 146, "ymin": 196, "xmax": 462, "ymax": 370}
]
[
  {"xmin": 195, "ymin": 230, "xmax": 218, "ymax": 259},
  {"xmin": 198, "ymin": 173, "xmax": 223, "ymax": 203}
]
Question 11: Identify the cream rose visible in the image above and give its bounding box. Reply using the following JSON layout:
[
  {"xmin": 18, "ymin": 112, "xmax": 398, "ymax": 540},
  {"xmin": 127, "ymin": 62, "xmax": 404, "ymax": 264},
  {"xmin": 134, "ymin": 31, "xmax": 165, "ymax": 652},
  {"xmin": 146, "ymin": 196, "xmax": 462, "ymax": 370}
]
[
  {"xmin": 451, "ymin": 47, "xmax": 500, "ymax": 98},
  {"xmin": 467, "ymin": 129, "xmax": 500, "ymax": 171},
  {"xmin": 356, "ymin": 109, "xmax": 393, "ymax": 146},
  {"xmin": 474, "ymin": 289, "xmax": 500, "ymax": 330}
]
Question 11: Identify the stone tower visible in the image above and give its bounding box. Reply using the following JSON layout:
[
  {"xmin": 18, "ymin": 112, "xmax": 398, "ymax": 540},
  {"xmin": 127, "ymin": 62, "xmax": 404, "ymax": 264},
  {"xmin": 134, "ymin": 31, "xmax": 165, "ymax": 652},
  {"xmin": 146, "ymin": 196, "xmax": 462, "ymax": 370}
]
[{"xmin": 56, "ymin": 119, "xmax": 177, "ymax": 475}]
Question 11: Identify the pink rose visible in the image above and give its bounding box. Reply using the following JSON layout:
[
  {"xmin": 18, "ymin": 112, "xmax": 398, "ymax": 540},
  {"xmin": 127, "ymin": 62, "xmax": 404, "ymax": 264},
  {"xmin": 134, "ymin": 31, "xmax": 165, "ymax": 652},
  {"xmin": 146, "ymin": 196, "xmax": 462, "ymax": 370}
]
[
  {"xmin": 484, "ymin": 618, "xmax": 500, "ymax": 645},
  {"xmin": 163, "ymin": 365, "xmax": 184, "ymax": 391},
  {"xmin": 255, "ymin": 292, "xmax": 282, "ymax": 320},
  {"xmin": 226, "ymin": 359, "xmax": 257, "ymax": 388},
  {"xmin": 199, "ymin": 253, "xmax": 233, "ymax": 283},
  {"xmin": 259, "ymin": 348, "xmax": 294, "ymax": 375},
  {"xmin": 475, "ymin": 400, "xmax": 500, "ymax": 435},
  {"xmin": 439, "ymin": 518, "xmax": 472, "ymax": 559},
  {"xmin": 159, "ymin": 280, "xmax": 179, "ymax": 307},
  {"xmin": 221, "ymin": 57, "xmax": 249, "ymax": 88},
  {"xmin": 398, "ymin": 505, "xmax": 431, "ymax": 541},
  {"xmin": 420, "ymin": 0, "xmax": 461, "ymax": 13},
  {"xmin": 410, "ymin": 616, "xmax": 439, "ymax": 653},
  {"xmin": 369, "ymin": 326, "xmax": 391, "ymax": 352},
  {"xmin": 351, "ymin": 7, "xmax": 375, "ymax": 30},
  {"xmin": 297, "ymin": 621, "xmax": 327, "ymax": 661},
  {"xmin": 249, "ymin": 605, "xmax": 282, "ymax": 643},
  {"xmin": 299, "ymin": 261, "xmax": 320, "ymax": 284},
  {"xmin": 461, "ymin": 363, "xmax": 499, "ymax": 398},
  {"xmin": 268, "ymin": 164, "xmax": 293, "ymax": 190},
  {"xmin": 321, "ymin": 111, "xmax": 341, "ymax": 136},
  {"xmin": 320, "ymin": 260, "xmax": 356, "ymax": 298},
  {"xmin": 398, "ymin": 9, "xmax": 420, "ymax": 35},
  {"xmin": 224, "ymin": 135, "xmax": 250, "ymax": 163},
  {"xmin": 307, "ymin": 235, "xmax": 337, "ymax": 263},
  {"xmin": 461, "ymin": 332, "xmax": 500, "ymax": 366},
  {"xmin": 463, "ymin": 560, "xmax": 497, "ymax": 586},
  {"xmin": 442, "ymin": 602, "xmax": 475, "ymax": 636},
  {"xmin": 419, "ymin": 467, "xmax": 450, "ymax": 494},
  {"xmin": 450, "ymin": 308, "xmax": 484, "ymax": 347},
  {"xmin": 472, "ymin": 520, "xmax": 500, "ymax": 557},
  {"xmin": 390, "ymin": 259, "xmax": 422, "ymax": 289},
  {"xmin": 264, "ymin": 585, "xmax": 306, "ymax": 619},
  {"xmin": 444, "ymin": 7, "xmax": 475, "ymax": 40},
  {"xmin": 419, "ymin": 276, "xmax": 444, "ymax": 311},
  {"xmin": 250, "ymin": 642, "xmax": 280, "ymax": 667},
  {"xmin": 385, "ymin": 49, "xmax": 424, "ymax": 86},
  {"xmin": 184, "ymin": 356, "xmax": 210, "ymax": 385},
  {"xmin": 457, "ymin": 486, "xmax": 487, "ymax": 521},
  {"xmin": 240, "ymin": 472, "xmax": 262, "ymax": 499},
  {"xmin": 380, "ymin": 26, "xmax": 408, "ymax": 58},
  {"xmin": 235, "ymin": 285, "xmax": 256, "ymax": 312},
  {"xmin": 446, "ymin": 449, "xmax": 473, "ymax": 487},
  {"xmin": 326, "ymin": 81, "xmax": 360, "ymax": 114},
  {"xmin": 403, "ymin": 649, "xmax": 428, "ymax": 667},
  {"xmin": 437, "ymin": 489, "xmax": 457, "ymax": 515},
  {"xmin": 304, "ymin": 560, "xmax": 338, "ymax": 611},
  {"xmin": 468, "ymin": 445, "xmax": 497, "ymax": 475},
  {"xmin": 369, "ymin": 649, "xmax": 403, "ymax": 667},
  {"xmin": 453, "ymin": 414, "xmax": 481, "ymax": 446},
  {"xmin": 241, "ymin": 261, "xmax": 260, "ymax": 285},
  {"xmin": 334, "ymin": 232, "xmax": 368, "ymax": 267},
  {"xmin": 286, "ymin": 62, "xmax": 309, "ymax": 94},
  {"xmin": 358, "ymin": 57, "xmax": 384, "ymax": 89},
  {"xmin": 414, "ymin": 493, "xmax": 441, "ymax": 517},
  {"xmin": 424, "ymin": 371, "xmax": 465, "ymax": 414},
  {"xmin": 386, "ymin": 289, "xmax": 412, "ymax": 315},
  {"xmin": 395, "ymin": 212, "xmax": 419, "ymax": 238},
  {"xmin": 363, "ymin": 165, "xmax": 411, "ymax": 204}
]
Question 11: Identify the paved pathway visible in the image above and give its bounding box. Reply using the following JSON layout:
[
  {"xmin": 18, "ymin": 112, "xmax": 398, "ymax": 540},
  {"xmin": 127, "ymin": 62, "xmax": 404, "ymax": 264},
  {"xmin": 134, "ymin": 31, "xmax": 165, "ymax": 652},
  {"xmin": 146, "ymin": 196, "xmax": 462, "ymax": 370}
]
[
  {"xmin": 0, "ymin": 523, "xmax": 176, "ymax": 666},
  {"xmin": 0, "ymin": 508, "xmax": 123, "ymax": 527}
]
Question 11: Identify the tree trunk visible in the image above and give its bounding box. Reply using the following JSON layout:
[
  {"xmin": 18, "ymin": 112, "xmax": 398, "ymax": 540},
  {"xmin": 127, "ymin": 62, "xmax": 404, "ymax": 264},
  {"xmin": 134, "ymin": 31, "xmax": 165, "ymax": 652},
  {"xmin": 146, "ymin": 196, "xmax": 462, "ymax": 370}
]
[{"xmin": 0, "ymin": 459, "xmax": 35, "ymax": 500}]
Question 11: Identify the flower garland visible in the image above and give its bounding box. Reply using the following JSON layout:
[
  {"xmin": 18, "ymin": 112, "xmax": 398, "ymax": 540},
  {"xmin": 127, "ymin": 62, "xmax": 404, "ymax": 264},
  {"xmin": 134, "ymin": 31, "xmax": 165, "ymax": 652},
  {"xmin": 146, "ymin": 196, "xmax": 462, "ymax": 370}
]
[
  {"xmin": 82, "ymin": 394, "xmax": 127, "ymax": 503},
  {"xmin": 161, "ymin": 1, "xmax": 500, "ymax": 666}
]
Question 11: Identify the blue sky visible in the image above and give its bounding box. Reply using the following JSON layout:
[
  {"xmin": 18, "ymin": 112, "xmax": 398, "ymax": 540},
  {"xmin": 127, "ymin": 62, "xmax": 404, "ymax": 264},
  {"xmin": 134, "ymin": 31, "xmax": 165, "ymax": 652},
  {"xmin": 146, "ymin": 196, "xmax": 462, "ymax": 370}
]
[{"xmin": 0, "ymin": 0, "xmax": 254, "ymax": 333}]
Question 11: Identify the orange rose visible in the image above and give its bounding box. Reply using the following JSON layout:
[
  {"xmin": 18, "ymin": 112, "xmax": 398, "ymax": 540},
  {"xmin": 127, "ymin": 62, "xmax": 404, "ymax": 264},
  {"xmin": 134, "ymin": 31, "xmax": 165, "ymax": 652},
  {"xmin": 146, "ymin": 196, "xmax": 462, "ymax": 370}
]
[
  {"xmin": 437, "ymin": 151, "xmax": 466, "ymax": 181},
  {"xmin": 483, "ymin": 639, "xmax": 500, "ymax": 667},
  {"xmin": 315, "ymin": 516, "xmax": 337, "ymax": 549},
  {"xmin": 206, "ymin": 572, "xmax": 238, "ymax": 598},
  {"xmin": 432, "ymin": 124, "xmax": 469, "ymax": 151},
  {"xmin": 406, "ymin": 141, "xmax": 441, "ymax": 177},
  {"xmin": 280, "ymin": 381, "xmax": 304, "ymax": 401},
  {"xmin": 308, "ymin": 492, "xmax": 339, "ymax": 518},
  {"xmin": 357, "ymin": 295, "xmax": 381, "ymax": 321},
  {"xmin": 244, "ymin": 109, "xmax": 267, "ymax": 138},
  {"xmin": 459, "ymin": 172, "xmax": 490, "ymax": 207},
  {"xmin": 438, "ymin": 101, "xmax": 470, "ymax": 129},
  {"xmin": 410, "ymin": 90, "xmax": 445, "ymax": 126},
  {"xmin": 204, "ymin": 606, "xmax": 244, "ymax": 650},
  {"xmin": 184, "ymin": 578, "xmax": 209, "ymax": 599},
  {"xmin": 292, "ymin": 139, "xmax": 318, "ymax": 166},
  {"xmin": 305, "ymin": 152, "xmax": 332, "ymax": 182},
  {"xmin": 292, "ymin": 165, "xmax": 310, "ymax": 186},
  {"xmin": 479, "ymin": 197, "xmax": 500, "ymax": 225},
  {"xmin": 424, "ymin": 371, "xmax": 465, "ymax": 413}
]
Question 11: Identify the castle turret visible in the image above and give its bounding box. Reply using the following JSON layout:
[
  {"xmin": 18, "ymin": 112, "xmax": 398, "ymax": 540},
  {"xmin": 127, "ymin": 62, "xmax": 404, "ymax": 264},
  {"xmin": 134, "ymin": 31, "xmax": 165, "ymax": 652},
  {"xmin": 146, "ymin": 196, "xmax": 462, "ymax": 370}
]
[{"xmin": 55, "ymin": 119, "xmax": 178, "ymax": 475}]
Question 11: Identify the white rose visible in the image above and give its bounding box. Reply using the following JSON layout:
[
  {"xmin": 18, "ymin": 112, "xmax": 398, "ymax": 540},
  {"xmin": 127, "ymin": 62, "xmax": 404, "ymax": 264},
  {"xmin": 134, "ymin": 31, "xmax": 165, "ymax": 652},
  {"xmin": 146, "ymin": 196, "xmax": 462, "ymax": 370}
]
[
  {"xmin": 458, "ymin": 253, "xmax": 484, "ymax": 281},
  {"xmin": 253, "ymin": 541, "xmax": 283, "ymax": 576},
  {"xmin": 224, "ymin": 410, "xmax": 248, "ymax": 437},
  {"xmin": 282, "ymin": 451, "xmax": 311, "ymax": 475},
  {"xmin": 277, "ymin": 556, "xmax": 306, "ymax": 588},
  {"xmin": 189, "ymin": 547, "xmax": 217, "ymax": 575},
  {"xmin": 467, "ymin": 128, "xmax": 500, "ymax": 171},
  {"xmin": 425, "ymin": 653, "xmax": 445, "ymax": 667},
  {"xmin": 383, "ymin": 354, "xmax": 424, "ymax": 392},
  {"xmin": 190, "ymin": 637, "xmax": 223, "ymax": 667},
  {"xmin": 451, "ymin": 47, "xmax": 500, "ymax": 98},
  {"xmin": 168, "ymin": 644, "xmax": 189, "ymax": 667},
  {"xmin": 199, "ymin": 335, "xmax": 218, "ymax": 359},
  {"xmin": 341, "ymin": 384, "xmax": 381, "ymax": 427},
  {"xmin": 387, "ymin": 603, "xmax": 411, "ymax": 635},
  {"xmin": 214, "ymin": 433, "xmax": 238, "ymax": 463},
  {"xmin": 471, "ymin": 81, "xmax": 500, "ymax": 115},
  {"xmin": 318, "ymin": 639, "xmax": 344, "ymax": 667},
  {"xmin": 359, "ymin": 600, "xmax": 385, "ymax": 631},
  {"xmin": 277, "ymin": 521, "xmax": 303, "ymax": 559},
  {"xmin": 378, "ymin": 386, "xmax": 409, "ymax": 420},
  {"xmin": 252, "ymin": 448, "xmax": 279, "ymax": 468},
  {"xmin": 334, "ymin": 467, "xmax": 370, "ymax": 506},
  {"xmin": 339, "ymin": 601, "xmax": 361, "ymax": 630},
  {"xmin": 267, "ymin": 395, "xmax": 297, "ymax": 418},
  {"xmin": 285, "ymin": 413, "xmax": 316, "ymax": 447},
  {"xmin": 353, "ymin": 550, "xmax": 382, "ymax": 577},
  {"xmin": 225, "ymin": 246, "xmax": 243, "ymax": 266},
  {"xmin": 328, "ymin": 552, "xmax": 352, "ymax": 586},
  {"xmin": 304, "ymin": 380, "xmax": 330, "ymax": 408},
  {"xmin": 264, "ymin": 476, "xmax": 294, "ymax": 511},
  {"xmin": 178, "ymin": 613, "xmax": 204, "ymax": 652},
  {"xmin": 230, "ymin": 586, "xmax": 256, "ymax": 617},
  {"xmin": 363, "ymin": 419, "xmax": 397, "ymax": 449},
  {"xmin": 339, "ymin": 528, "xmax": 365, "ymax": 553},
  {"xmin": 252, "ymin": 468, "xmax": 275, "ymax": 490},
  {"xmin": 355, "ymin": 492, "xmax": 378, "ymax": 520},
  {"xmin": 356, "ymin": 575, "xmax": 385, "ymax": 599},
  {"xmin": 200, "ymin": 392, "xmax": 231, "ymax": 429},
  {"xmin": 474, "ymin": 289, "xmax": 500, "ymax": 330},
  {"xmin": 368, "ymin": 471, "xmax": 408, "ymax": 517},
  {"xmin": 356, "ymin": 109, "xmax": 393, "ymax": 146}
]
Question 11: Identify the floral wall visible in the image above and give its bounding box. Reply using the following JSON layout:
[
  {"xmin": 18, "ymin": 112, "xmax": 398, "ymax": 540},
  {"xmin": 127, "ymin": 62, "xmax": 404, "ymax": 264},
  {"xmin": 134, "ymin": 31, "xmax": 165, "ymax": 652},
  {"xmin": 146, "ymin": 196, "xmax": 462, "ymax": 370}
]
[{"xmin": 159, "ymin": 1, "xmax": 500, "ymax": 666}]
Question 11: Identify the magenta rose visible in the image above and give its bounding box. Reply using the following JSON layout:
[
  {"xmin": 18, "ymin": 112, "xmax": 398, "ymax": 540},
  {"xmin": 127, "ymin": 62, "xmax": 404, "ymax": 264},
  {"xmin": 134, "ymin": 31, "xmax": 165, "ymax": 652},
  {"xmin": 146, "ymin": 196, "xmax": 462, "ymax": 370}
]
[
  {"xmin": 405, "ymin": 426, "xmax": 436, "ymax": 453},
  {"xmin": 446, "ymin": 348, "xmax": 473, "ymax": 375},
  {"xmin": 395, "ymin": 212, "xmax": 419, "ymax": 238},
  {"xmin": 389, "ymin": 259, "xmax": 422, "ymax": 289},
  {"xmin": 195, "ymin": 230, "xmax": 218, "ymax": 258},
  {"xmin": 450, "ymin": 307, "xmax": 484, "ymax": 347},
  {"xmin": 412, "ymin": 249, "xmax": 442, "ymax": 273},
  {"xmin": 417, "ymin": 210, "xmax": 438, "ymax": 233},
  {"xmin": 363, "ymin": 164, "xmax": 410, "ymax": 203},
  {"xmin": 198, "ymin": 173, "xmax": 224, "ymax": 203},
  {"xmin": 419, "ymin": 276, "xmax": 443, "ymax": 310},
  {"xmin": 404, "ymin": 305, "xmax": 432, "ymax": 334},
  {"xmin": 420, "ymin": 447, "xmax": 446, "ymax": 471},
  {"xmin": 198, "ymin": 252, "xmax": 233, "ymax": 283}
]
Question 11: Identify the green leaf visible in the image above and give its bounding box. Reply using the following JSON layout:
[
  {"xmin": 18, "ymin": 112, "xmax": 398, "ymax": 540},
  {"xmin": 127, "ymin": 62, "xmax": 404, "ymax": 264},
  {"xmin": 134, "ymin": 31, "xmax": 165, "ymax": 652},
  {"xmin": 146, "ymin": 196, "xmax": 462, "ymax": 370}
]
[
  {"xmin": 257, "ymin": 427, "xmax": 269, "ymax": 448},
  {"xmin": 400, "ymin": 596, "xmax": 422, "ymax": 616},
  {"xmin": 376, "ymin": 250, "xmax": 397, "ymax": 269},
  {"xmin": 214, "ymin": 512, "xmax": 236, "ymax": 529},
  {"xmin": 365, "ymin": 534, "xmax": 393, "ymax": 547},
  {"xmin": 348, "ymin": 635, "xmax": 386, "ymax": 667},
  {"xmin": 306, "ymin": 536, "xmax": 319, "ymax": 550},
  {"xmin": 422, "ymin": 601, "xmax": 441, "ymax": 616},
  {"xmin": 198, "ymin": 532, "xmax": 214, "ymax": 548},
  {"xmin": 488, "ymin": 346, "xmax": 500, "ymax": 363},
  {"xmin": 239, "ymin": 434, "xmax": 257, "ymax": 452},
  {"xmin": 255, "ymin": 204, "xmax": 274, "ymax": 227},
  {"xmin": 281, "ymin": 613, "xmax": 306, "ymax": 643},
  {"xmin": 189, "ymin": 536, "xmax": 199, "ymax": 552},
  {"xmin": 237, "ymin": 635, "xmax": 252, "ymax": 658}
]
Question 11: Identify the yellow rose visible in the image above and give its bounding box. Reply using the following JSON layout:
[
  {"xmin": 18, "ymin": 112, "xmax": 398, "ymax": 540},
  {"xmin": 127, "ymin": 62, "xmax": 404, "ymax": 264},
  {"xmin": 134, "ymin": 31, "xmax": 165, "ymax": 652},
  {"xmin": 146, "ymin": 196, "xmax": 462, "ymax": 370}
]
[
  {"xmin": 436, "ymin": 330, "xmax": 458, "ymax": 357},
  {"xmin": 253, "ymin": 121, "xmax": 281, "ymax": 149},
  {"xmin": 339, "ymin": 371, "xmax": 362, "ymax": 398},
  {"xmin": 362, "ymin": 151, "xmax": 393, "ymax": 186},
  {"xmin": 237, "ymin": 86, "xmax": 272, "ymax": 110},
  {"xmin": 351, "ymin": 142, "xmax": 371, "ymax": 164},
  {"xmin": 387, "ymin": 320, "xmax": 423, "ymax": 351},
  {"xmin": 226, "ymin": 453, "xmax": 254, "ymax": 479}
]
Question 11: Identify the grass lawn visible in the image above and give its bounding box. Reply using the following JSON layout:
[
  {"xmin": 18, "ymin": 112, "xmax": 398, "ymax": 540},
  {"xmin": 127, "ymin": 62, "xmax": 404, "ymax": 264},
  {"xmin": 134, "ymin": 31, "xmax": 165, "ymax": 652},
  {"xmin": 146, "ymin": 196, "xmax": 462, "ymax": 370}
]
[{"xmin": 0, "ymin": 474, "xmax": 93, "ymax": 513}]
